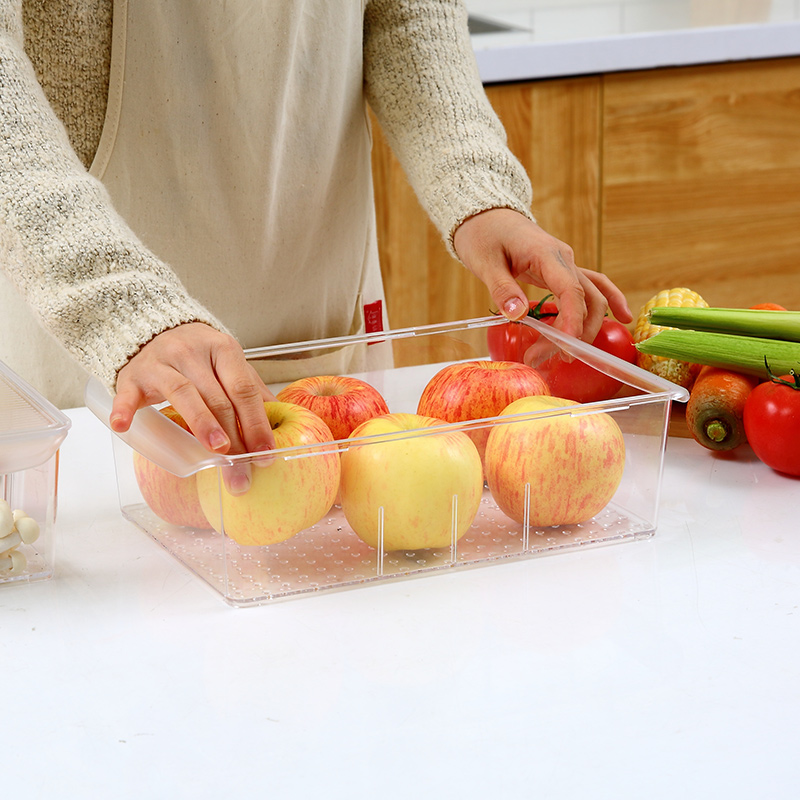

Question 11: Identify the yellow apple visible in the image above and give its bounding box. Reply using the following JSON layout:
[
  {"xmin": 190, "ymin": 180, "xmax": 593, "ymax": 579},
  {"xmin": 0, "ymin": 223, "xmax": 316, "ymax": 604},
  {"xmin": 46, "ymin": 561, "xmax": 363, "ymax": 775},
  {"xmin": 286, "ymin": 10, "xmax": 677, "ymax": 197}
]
[
  {"xmin": 416, "ymin": 360, "xmax": 550, "ymax": 465},
  {"xmin": 133, "ymin": 405, "xmax": 212, "ymax": 529},
  {"xmin": 195, "ymin": 401, "xmax": 340, "ymax": 546},
  {"xmin": 484, "ymin": 396, "xmax": 626, "ymax": 527},
  {"xmin": 339, "ymin": 412, "xmax": 484, "ymax": 551},
  {"xmin": 276, "ymin": 374, "xmax": 389, "ymax": 441}
]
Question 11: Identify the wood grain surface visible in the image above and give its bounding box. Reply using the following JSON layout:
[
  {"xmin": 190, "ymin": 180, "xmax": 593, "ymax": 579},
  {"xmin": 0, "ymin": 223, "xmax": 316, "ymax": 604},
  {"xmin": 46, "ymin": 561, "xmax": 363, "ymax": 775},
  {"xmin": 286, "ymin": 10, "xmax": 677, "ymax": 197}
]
[
  {"xmin": 602, "ymin": 57, "xmax": 800, "ymax": 318},
  {"xmin": 371, "ymin": 56, "xmax": 800, "ymax": 333}
]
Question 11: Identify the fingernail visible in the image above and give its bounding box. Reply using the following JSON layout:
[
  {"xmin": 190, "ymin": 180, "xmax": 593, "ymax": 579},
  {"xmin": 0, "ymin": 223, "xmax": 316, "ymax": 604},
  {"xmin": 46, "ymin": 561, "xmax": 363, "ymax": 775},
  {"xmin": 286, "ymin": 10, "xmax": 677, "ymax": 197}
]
[
  {"xmin": 503, "ymin": 298, "xmax": 525, "ymax": 319},
  {"xmin": 209, "ymin": 430, "xmax": 229, "ymax": 451},
  {"xmin": 254, "ymin": 453, "xmax": 275, "ymax": 468},
  {"xmin": 229, "ymin": 470, "xmax": 251, "ymax": 496}
]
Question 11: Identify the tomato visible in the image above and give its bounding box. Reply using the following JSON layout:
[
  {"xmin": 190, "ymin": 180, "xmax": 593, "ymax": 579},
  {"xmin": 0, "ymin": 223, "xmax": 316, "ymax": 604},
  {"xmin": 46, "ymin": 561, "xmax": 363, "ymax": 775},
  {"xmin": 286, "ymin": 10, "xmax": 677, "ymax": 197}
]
[
  {"xmin": 487, "ymin": 301, "xmax": 555, "ymax": 363},
  {"xmin": 743, "ymin": 370, "xmax": 800, "ymax": 477},
  {"xmin": 487, "ymin": 298, "xmax": 637, "ymax": 404}
]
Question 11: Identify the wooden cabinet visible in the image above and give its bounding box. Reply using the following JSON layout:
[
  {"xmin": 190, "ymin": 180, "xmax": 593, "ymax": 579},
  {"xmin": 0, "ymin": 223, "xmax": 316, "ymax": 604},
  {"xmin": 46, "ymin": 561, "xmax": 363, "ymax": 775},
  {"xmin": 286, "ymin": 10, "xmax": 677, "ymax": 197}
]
[
  {"xmin": 488, "ymin": 76, "xmax": 602, "ymax": 272},
  {"xmin": 602, "ymin": 57, "xmax": 800, "ymax": 317},
  {"xmin": 371, "ymin": 56, "xmax": 800, "ymax": 328}
]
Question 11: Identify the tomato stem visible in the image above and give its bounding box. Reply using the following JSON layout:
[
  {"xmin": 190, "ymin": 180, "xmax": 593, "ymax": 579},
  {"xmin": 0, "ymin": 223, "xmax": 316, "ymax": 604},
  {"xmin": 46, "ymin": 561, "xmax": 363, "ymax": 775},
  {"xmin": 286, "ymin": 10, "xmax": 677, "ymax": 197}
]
[
  {"xmin": 764, "ymin": 357, "xmax": 800, "ymax": 390},
  {"xmin": 526, "ymin": 294, "xmax": 558, "ymax": 320}
]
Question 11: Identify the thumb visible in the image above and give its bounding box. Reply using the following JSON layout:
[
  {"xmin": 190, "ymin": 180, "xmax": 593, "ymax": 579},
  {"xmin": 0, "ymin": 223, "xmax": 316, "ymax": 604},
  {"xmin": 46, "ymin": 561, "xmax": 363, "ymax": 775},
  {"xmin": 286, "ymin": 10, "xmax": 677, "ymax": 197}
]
[
  {"xmin": 109, "ymin": 382, "xmax": 145, "ymax": 433},
  {"xmin": 452, "ymin": 212, "xmax": 530, "ymax": 321},
  {"xmin": 489, "ymin": 276, "xmax": 529, "ymax": 321},
  {"xmin": 109, "ymin": 393, "xmax": 136, "ymax": 433}
]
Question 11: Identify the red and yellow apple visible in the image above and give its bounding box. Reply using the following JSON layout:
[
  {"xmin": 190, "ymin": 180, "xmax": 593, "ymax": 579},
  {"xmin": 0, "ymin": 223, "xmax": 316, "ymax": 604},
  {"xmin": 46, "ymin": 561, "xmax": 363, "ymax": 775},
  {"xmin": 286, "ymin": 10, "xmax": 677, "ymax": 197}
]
[
  {"xmin": 416, "ymin": 360, "xmax": 550, "ymax": 464},
  {"xmin": 276, "ymin": 374, "xmax": 389, "ymax": 441},
  {"xmin": 195, "ymin": 401, "xmax": 340, "ymax": 546},
  {"xmin": 133, "ymin": 405, "xmax": 212, "ymax": 529},
  {"xmin": 484, "ymin": 396, "xmax": 626, "ymax": 527},
  {"xmin": 339, "ymin": 412, "xmax": 484, "ymax": 551}
]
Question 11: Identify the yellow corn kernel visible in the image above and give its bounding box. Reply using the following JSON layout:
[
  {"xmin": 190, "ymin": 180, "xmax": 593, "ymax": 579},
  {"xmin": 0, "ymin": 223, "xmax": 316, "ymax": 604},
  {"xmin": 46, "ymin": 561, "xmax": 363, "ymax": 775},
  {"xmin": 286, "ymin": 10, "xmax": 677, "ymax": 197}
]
[{"xmin": 633, "ymin": 287, "xmax": 708, "ymax": 388}]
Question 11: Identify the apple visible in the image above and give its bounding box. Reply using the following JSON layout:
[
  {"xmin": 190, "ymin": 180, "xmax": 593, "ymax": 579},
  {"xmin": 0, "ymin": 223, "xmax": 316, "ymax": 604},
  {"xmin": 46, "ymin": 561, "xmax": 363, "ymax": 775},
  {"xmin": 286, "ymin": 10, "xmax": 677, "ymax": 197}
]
[
  {"xmin": 133, "ymin": 405, "xmax": 212, "ymax": 529},
  {"xmin": 416, "ymin": 360, "xmax": 550, "ymax": 464},
  {"xmin": 276, "ymin": 375, "xmax": 389, "ymax": 441},
  {"xmin": 484, "ymin": 395, "xmax": 626, "ymax": 527},
  {"xmin": 339, "ymin": 413, "xmax": 484, "ymax": 551},
  {"xmin": 195, "ymin": 401, "xmax": 340, "ymax": 546}
]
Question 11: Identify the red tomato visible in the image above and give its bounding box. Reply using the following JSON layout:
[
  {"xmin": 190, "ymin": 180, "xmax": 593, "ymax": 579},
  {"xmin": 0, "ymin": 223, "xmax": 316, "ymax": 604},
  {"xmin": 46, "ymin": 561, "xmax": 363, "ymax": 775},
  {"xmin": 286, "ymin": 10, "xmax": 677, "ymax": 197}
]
[
  {"xmin": 487, "ymin": 299, "xmax": 637, "ymax": 404},
  {"xmin": 487, "ymin": 299, "xmax": 561, "ymax": 362},
  {"xmin": 743, "ymin": 371, "xmax": 800, "ymax": 477}
]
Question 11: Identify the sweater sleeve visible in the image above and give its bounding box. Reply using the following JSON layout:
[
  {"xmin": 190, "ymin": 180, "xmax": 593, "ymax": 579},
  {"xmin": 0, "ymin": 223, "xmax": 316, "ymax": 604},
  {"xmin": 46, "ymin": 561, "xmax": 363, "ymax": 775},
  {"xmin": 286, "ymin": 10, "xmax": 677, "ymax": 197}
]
[
  {"xmin": 363, "ymin": 0, "xmax": 535, "ymax": 257},
  {"xmin": 0, "ymin": 3, "xmax": 226, "ymax": 392}
]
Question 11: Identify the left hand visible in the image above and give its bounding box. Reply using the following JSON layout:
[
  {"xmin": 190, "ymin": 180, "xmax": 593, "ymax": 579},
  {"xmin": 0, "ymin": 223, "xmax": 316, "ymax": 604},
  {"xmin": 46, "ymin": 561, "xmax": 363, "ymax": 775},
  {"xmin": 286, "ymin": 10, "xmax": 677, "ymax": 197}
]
[
  {"xmin": 453, "ymin": 208, "xmax": 633, "ymax": 343},
  {"xmin": 110, "ymin": 323, "xmax": 277, "ymax": 495}
]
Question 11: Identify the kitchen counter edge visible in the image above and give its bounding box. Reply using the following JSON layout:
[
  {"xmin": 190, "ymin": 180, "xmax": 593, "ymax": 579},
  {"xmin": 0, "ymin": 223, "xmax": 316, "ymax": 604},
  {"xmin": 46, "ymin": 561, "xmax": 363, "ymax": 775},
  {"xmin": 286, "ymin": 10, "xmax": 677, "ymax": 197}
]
[{"xmin": 473, "ymin": 21, "xmax": 800, "ymax": 83}]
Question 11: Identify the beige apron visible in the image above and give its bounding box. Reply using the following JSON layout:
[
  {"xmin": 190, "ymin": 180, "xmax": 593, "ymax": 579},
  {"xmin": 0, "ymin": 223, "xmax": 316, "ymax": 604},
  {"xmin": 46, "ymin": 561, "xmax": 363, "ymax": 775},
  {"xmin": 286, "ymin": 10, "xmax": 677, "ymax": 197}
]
[{"xmin": 4, "ymin": 0, "xmax": 387, "ymax": 406}]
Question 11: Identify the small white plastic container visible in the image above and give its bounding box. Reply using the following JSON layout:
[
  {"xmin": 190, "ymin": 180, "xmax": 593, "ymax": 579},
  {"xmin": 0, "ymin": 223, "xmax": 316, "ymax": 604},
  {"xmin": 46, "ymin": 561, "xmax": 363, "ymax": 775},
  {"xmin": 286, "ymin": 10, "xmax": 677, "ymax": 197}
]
[
  {"xmin": 86, "ymin": 316, "xmax": 687, "ymax": 607},
  {"xmin": 1, "ymin": 360, "xmax": 71, "ymax": 586}
]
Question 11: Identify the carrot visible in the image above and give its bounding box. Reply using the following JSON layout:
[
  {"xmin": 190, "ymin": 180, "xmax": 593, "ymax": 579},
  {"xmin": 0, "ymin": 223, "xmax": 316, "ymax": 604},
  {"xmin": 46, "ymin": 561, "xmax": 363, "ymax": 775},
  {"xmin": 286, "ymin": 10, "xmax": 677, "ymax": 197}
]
[{"xmin": 685, "ymin": 365, "xmax": 759, "ymax": 451}]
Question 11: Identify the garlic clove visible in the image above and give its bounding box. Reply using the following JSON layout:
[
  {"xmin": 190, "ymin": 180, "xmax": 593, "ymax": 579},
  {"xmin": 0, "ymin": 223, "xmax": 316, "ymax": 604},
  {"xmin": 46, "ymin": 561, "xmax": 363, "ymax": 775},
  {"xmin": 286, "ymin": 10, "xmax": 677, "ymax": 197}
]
[
  {"xmin": 0, "ymin": 531, "xmax": 22, "ymax": 553},
  {"xmin": 1, "ymin": 548, "xmax": 27, "ymax": 574},
  {"xmin": 15, "ymin": 515, "xmax": 40, "ymax": 545},
  {"xmin": 0, "ymin": 500, "xmax": 13, "ymax": 538}
]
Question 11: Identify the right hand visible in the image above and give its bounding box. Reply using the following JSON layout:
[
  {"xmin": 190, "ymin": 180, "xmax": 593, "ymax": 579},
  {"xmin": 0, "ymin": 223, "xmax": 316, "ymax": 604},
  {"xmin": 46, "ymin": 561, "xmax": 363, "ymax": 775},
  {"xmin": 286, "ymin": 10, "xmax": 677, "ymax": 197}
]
[
  {"xmin": 453, "ymin": 209, "xmax": 632, "ymax": 344},
  {"xmin": 109, "ymin": 323, "xmax": 276, "ymax": 467}
]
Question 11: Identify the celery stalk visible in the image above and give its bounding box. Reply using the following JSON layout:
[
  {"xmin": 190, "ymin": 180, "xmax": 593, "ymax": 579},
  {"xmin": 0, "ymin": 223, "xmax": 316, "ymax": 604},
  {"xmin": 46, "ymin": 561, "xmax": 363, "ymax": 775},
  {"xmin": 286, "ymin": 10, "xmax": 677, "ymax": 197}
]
[
  {"xmin": 648, "ymin": 307, "xmax": 800, "ymax": 342},
  {"xmin": 635, "ymin": 329, "xmax": 800, "ymax": 378}
]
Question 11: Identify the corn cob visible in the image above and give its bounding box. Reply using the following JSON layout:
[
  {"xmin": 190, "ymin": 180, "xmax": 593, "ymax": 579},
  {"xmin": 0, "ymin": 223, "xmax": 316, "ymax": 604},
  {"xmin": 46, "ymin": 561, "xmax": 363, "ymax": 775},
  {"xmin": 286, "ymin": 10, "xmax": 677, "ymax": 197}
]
[{"xmin": 633, "ymin": 287, "xmax": 709, "ymax": 388}]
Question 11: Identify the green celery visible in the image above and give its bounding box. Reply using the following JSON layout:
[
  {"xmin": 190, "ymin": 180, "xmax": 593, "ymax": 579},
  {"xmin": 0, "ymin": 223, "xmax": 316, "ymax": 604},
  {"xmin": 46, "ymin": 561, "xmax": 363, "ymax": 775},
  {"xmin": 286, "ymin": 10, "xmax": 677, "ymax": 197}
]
[
  {"xmin": 635, "ymin": 329, "xmax": 800, "ymax": 378},
  {"xmin": 648, "ymin": 307, "xmax": 800, "ymax": 342}
]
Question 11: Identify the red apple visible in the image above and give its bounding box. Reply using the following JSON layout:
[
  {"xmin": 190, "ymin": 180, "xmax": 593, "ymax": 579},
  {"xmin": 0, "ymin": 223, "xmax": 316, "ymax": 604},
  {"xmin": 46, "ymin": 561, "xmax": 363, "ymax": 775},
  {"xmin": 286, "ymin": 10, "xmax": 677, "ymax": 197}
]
[
  {"xmin": 339, "ymin": 413, "xmax": 484, "ymax": 551},
  {"xmin": 133, "ymin": 405, "xmax": 212, "ymax": 529},
  {"xmin": 276, "ymin": 375, "xmax": 389, "ymax": 441},
  {"xmin": 195, "ymin": 401, "xmax": 340, "ymax": 546},
  {"xmin": 416, "ymin": 360, "xmax": 550, "ymax": 464},
  {"xmin": 484, "ymin": 395, "xmax": 626, "ymax": 527}
]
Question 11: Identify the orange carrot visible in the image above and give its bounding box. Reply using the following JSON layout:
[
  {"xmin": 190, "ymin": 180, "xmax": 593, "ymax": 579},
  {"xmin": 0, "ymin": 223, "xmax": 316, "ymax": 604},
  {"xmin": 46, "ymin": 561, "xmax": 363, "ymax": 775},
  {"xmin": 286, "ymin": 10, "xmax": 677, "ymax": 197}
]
[{"xmin": 685, "ymin": 365, "xmax": 759, "ymax": 451}]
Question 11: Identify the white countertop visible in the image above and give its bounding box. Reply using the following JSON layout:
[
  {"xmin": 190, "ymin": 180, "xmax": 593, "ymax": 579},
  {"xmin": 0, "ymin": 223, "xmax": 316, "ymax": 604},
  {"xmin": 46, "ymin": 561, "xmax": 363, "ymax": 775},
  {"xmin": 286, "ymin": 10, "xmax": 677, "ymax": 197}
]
[
  {"xmin": 3, "ymin": 406, "xmax": 800, "ymax": 798},
  {"xmin": 467, "ymin": 0, "xmax": 800, "ymax": 81}
]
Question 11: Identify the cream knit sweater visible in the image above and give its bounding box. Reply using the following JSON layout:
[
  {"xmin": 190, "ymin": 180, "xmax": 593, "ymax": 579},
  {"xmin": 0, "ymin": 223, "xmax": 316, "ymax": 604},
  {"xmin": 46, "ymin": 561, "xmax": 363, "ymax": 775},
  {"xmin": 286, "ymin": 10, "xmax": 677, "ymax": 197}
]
[{"xmin": 1, "ymin": 0, "xmax": 533, "ymax": 401}]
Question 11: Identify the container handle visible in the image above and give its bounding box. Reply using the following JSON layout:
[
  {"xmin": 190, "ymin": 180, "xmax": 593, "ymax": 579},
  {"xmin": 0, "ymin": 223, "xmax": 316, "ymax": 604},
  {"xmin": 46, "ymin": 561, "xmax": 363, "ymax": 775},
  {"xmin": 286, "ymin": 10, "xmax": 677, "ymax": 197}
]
[{"xmin": 83, "ymin": 378, "xmax": 226, "ymax": 477}]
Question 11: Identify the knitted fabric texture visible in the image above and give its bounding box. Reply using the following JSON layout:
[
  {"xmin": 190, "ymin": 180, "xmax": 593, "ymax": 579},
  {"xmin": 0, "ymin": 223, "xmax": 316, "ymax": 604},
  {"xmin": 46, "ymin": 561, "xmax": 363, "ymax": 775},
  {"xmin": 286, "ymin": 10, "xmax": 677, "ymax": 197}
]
[
  {"xmin": 2, "ymin": 0, "xmax": 533, "ymax": 393},
  {"xmin": 22, "ymin": 0, "xmax": 112, "ymax": 170}
]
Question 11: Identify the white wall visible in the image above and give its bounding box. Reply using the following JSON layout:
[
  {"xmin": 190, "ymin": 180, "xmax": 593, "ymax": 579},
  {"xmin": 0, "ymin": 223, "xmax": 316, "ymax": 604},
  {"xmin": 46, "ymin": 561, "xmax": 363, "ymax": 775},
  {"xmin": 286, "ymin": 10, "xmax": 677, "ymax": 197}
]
[{"xmin": 466, "ymin": 0, "xmax": 800, "ymax": 43}]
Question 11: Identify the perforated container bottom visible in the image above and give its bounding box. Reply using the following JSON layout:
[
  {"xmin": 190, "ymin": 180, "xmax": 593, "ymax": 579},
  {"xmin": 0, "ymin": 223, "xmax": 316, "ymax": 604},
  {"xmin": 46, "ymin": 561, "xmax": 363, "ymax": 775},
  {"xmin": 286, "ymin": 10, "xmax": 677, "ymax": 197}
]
[{"xmin": 122, "ymin": 488, "xmax": 654, "ymax": 606}]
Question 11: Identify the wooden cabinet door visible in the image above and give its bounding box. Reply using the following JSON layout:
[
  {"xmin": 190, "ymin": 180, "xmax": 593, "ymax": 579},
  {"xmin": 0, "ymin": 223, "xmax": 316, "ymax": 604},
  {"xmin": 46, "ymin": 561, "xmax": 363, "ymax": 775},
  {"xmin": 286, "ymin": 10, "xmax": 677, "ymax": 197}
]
[
  {"xmin": 372, "ymin": 56, "xmax": 800, "ymax": 330},
  {"xmin": 602, "ymin": 57, "xmax": 800, "ymax": 316},
  {"xmin": 488, "ymin": 76, "xmax": 602, "ymax": 273}
]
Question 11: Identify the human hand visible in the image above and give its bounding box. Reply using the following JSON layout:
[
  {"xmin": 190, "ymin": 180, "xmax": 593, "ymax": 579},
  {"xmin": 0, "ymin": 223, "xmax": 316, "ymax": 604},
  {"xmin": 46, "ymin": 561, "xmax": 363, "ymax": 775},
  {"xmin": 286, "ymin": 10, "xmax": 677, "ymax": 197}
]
[
  {"xmin": 110, "ymin": 324, "xmax": 276, "ymax": 481},
  {"xmin": 453, "ymin": 208, "xmax": 633, "ymax": 343}
]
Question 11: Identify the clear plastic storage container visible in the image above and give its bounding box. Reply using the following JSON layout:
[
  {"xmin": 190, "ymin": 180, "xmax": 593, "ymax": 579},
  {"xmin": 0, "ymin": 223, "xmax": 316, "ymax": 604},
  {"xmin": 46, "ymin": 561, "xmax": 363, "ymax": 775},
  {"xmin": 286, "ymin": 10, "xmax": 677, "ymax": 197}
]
[
  {"xmin": 1, "ymin": 360, "xmax": 71, "ymax": 586},
  {"xmin": 86, "ymin": 316, "xmax": 688, "ymax": 607}
]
